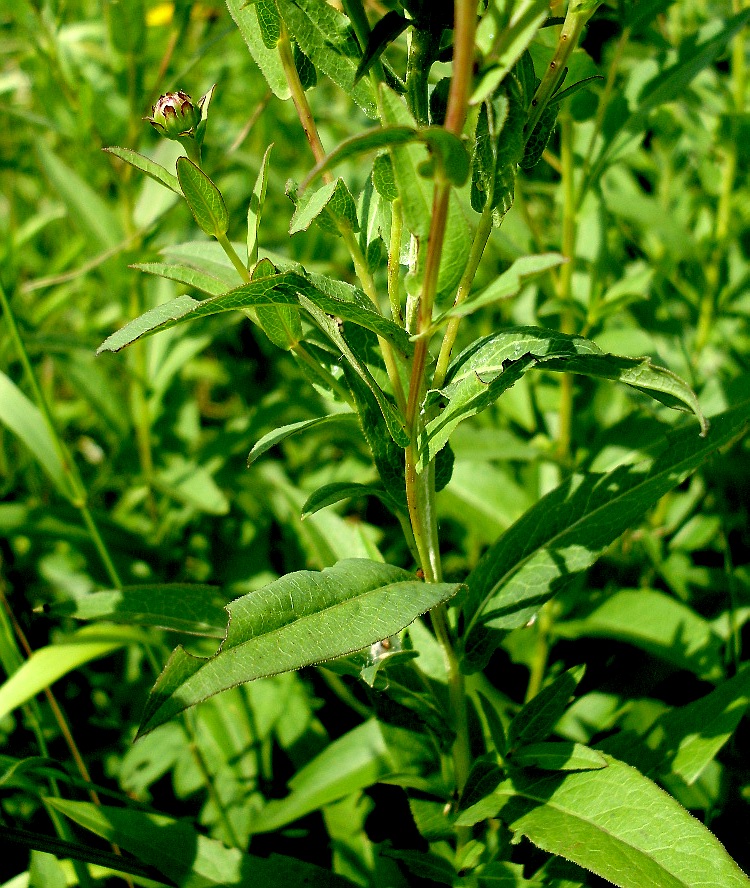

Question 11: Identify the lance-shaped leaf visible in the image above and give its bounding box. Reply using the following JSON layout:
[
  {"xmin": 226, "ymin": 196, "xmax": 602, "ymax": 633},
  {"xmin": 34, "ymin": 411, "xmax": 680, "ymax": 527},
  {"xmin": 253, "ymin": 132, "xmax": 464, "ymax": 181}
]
[
  {"xmin": 300, "ymin": 297, "xmax": 409, "ymax": 446},
  {"xmin": 103, "ymin": 146, "xmax": 181, "ymax": 194},
  {"xmin": 226, "ymin": 0, "xmax": 291, "ymax": 99},
  {"xmin": 97, "ymin": 271, "xmax": 411, "ymax": 355},
  {"xmin": 437, "ymin": 253, "xmax": 565, "ymax": 322},
  {"xmin": 138, "ymin": 559, "xmax": 460, "ymax": 735},
  {"xmin": 301, "ymin": 481, "xmax": 397, "ymax": 519},
  {"xmin": 277, "ymin": 0, "xmax": 377, "ymax": 118},
  {"xmin": 419, "ymin": 326, "xmax": 707, "ymax": 467},
  {"xmin": 354, "ymin": 10, "xmax": 408, "ymax": 83},
  {"xmin": 131, "ymin": 261, "xmax": 227, "ymax": 295},
  {"xmin": 290, "ymin": 178, "xmax": 359, "ymax": 235},
  {"xmin": 248, "ymin": 143, "xmax": 274, "ymax": 266},
  {"xmin": 456, "ymin": 755, "xmax": 750, "ymax": 888},
  {"xmin": 507, "ymin": 665, "xmax": 586, "ymax": 751},
  {"xmin": 176, "ymin": 157, "xmax": 228, "ymax": 238},
  {"xmin": 461, "ymin": 402, "xmax": 750, "ymax": 658},
  {"xmin": 49, "ymin": 584, "xmax": 229, "ymax": 638},
  {"xmin": 247, "ymin": 413, "xmax": 358, "ymax": 465},
  {"xmin": 301, "ymin": 126, "xmax": 470, "ymax": 191}
]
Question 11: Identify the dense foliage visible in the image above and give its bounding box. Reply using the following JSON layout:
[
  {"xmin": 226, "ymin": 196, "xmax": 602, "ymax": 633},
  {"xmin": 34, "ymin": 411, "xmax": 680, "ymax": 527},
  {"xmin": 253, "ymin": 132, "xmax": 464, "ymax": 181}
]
[{"xmin": 2, "ymin": 1, "xmax": 750, "ymax": 886}]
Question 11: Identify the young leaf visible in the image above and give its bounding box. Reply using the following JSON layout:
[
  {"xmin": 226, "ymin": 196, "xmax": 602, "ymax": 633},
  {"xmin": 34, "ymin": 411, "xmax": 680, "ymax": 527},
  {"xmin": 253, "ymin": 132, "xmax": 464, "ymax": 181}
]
[
  {"xmin": 137, "ymin": 559, "xmax": 460, "ymax": 735},
  {"xmin": 176, "ymin": 157, "xmax": 229, "ymax": 238},
  {"xmin": 301, "ymin": 481, "xmax": 397, "ymax": 519},
  {"xmin": 49, "ymin": 584, "xmax": 229, "ymax": 638},
  {"xmin": 354, "ymin": 10, "xmax": 408, "ymax": 83},
  {"xmin": 248, "ymin": 143, "xmax": 274, "ymax": 266},
  {"xmin": 420, "ymin": 326, "xmax": 707, "ymax": 467},
  {"xmin": 461, "ymin": 402, "xmax": 750, "ymax": 655},
  {"xmin": 226, "ymin": 0, "xmax": 291, "ymax": 99},
  {"xmin": 457, "ymin": 755, "xmax": 750, "ymax": 888},
  {"xmin": 247, "ymin": 413, "xmax": 358, "ymax": 465},
  {"xmin": 103, "ymin": 146, "xmax": 181, "ymax": 194},
  {"xmin": 48, "ymin": 799, "xmax": 355, "ymax": 888},
  {"xmin": 508, "ymin": 666, "xmax": 586, "ymax": 751}
]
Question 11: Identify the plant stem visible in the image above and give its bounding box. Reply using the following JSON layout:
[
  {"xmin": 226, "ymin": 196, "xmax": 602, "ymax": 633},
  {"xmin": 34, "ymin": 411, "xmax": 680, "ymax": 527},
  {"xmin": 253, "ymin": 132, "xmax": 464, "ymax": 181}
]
[
  {"xmin": 556, "ymin": 111, "xmax": 576, "ymax": 462},
  {"xmin": 526, "ymin": 7, "xmax": 594, "ymax": 137},
  {"xmin": 216, "ymin": 231, "xmax": 251, "ymax": 283},
  {"xmin": 433, "ymin": 206, "xmax": 494, "ymax": 390},
  {"xmin": 388, "ymin": 198, "xmax": 404, "ymax": 325}
]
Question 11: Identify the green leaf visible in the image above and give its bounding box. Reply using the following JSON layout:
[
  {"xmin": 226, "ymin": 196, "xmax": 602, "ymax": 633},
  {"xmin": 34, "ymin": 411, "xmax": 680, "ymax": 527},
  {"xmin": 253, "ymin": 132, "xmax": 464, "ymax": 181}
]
[
  {"xmin": 48, "ymin": 798, "xmax": 355, "ymax": 888},
  {"xmin": 290, "ymin": 178, "xmax": 359, "ymax": 235},
  {"xmin": 462, "ymin": 402, "xmax": 750, "ymax": 650},
  {"xmin": 226, "ymin": 0, "xmax": 291, "ymax": 99},
  {"xmin": 253, "ymin": 257, "xmax": 303, "ymax": 349},
  {"xmin": 301, "ymin": 481, "xmax": 396, "ymax": 519},
  {"xmin": 554, "ymin": 589, "xmax": 724, "ymax": 681},
  {"xmin": 511, "ymin": 742, "xmax": 608, "ymax": 772},
  {"xmin": 98, "ymin": 268, "xmax": 412, "ymax": 355},
  {"xmin": 586, "ymin": 10, "xmax": 750, "ymax": 190},
  {"xmin": 354, "ymin": 10, "xmax": 408, "ymax": 83},
  {"xmin": 473, "ymin": 0, "xmax": 549, "ymax": 104},
  {"xmin": 0, "ymin": 372, "xmax": 71, "ymax": 499},
  {"xmin": 277, "ymin": 0, "xmax": 377, "ymax": 118},
  {"xmin": 131, "ymin": 261, "xmax": 227, "ymax": 295},
  {"xmin": 439, "ymin": 254, "xmax": 565, "ymax": 322},
  {"xmin": 251, "ymin": 720, "xmax": 394, "ymax": 832},
  {"xmin": 50, "ymin": 584, "xmax": 229, "ymax": 638},
  {"xmin": 256, "ymin": 0, "xmax": 281, "ymax": 48},
  {"xmin": 0, "ymin": 626, "xmax": 146, "ymax": 721},
  {"xmin": 176, "ymin": 157, "xmax": 229, "ymax": 238},
  {"xmin": 420, "ymin": 326, "xmax": 707, "ymax": 467},
  {"xmin": 36, "ymin": 141, "xmax": 124, "ymax": 250},
  {"xmin": 457, "ymin": 755, "xmax": 750, "ymax": 888},
  {"xmin": 302, "ymin": 126, "xmax": 469, "ymax": 191},
  {"xmin": 301, "ymin": 296, "xmax": 409, "ymax": 446},
  {"xmin": 603, "ymin": 666, "xmax": 750, "ymax": 786},
  {"xmin": 247, "ymin": 413, "xmax": 358, "ymax": 465},
  {"xmin": 103, "ymin": 146, "xmax": 181, "ymax": 195},
  {"xmin": 248, "ymin": 143, "xmax": 273, "ymax": 266},
  {"xmin": 138, "ymin": 559, "xmax": 460, "ymax": 735},
  {"xmin": 508, "ymin": 666, "xmax": 586, "ymax": 750}
]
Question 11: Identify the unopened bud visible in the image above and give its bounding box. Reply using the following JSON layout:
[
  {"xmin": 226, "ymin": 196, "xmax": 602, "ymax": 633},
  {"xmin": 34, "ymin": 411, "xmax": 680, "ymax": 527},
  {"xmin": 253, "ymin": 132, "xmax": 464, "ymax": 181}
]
[{"xmin": 147, "ymin": 90, "xmax": 201, "ymax": 140}]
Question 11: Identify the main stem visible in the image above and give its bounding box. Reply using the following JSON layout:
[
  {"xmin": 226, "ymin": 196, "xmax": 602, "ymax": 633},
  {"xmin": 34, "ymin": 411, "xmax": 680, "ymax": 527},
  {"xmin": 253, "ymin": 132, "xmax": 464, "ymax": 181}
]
[{"xmin": 403, "ymin": 0, "xmax": 477, "ymax": 804}]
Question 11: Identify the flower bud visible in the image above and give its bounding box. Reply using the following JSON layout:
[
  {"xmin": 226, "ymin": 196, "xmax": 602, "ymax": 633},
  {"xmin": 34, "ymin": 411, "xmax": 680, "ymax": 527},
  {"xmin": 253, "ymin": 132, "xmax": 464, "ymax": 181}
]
[{"xmin": 147, "ymin": 91, "xmax": 201, "ymax": 140}]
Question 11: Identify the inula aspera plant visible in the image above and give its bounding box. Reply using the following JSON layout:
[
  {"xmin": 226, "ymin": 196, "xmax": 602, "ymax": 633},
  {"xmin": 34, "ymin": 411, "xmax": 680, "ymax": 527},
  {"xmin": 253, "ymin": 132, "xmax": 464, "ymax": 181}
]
[{"xmin": 2, "ymin": 1, "xmax": 750, "ymax": 886}]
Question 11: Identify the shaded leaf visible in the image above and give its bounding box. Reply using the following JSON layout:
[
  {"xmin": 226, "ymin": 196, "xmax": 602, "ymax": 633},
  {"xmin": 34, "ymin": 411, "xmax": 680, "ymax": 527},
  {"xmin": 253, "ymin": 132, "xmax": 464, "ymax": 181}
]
[
  {"xmin": 50, "ymin": 584, "xmax": 229, "ymax": 638},
  {"xmin": 247, "ymin": 413, "xmax": 358, "ymax": 465},
  {"xmin": 508, "ymin": 666, "xmax": 585, "ymax": 751},
  {"xmin": 511, "ymin": 742, "xmax": 608, "ymax": 772},
  {"xmin": 301, "ymin": 481, "xmax": 396, "ymax": 519}
]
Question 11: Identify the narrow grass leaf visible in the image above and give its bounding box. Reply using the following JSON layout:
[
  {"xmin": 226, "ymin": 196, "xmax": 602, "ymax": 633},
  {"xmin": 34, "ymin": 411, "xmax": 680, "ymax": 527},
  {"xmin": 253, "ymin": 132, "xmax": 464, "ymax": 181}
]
[
  {"xmin": 0, "ymin": 626, "xmax": 146, "ymax": 721},
  {"xmin": 0, "ymin": 372, "xmax": 70, "ymax": 499},
  {"xmin": 138, "ymin": 559, "xmax": 460, "ymax": 735},
  {"xmin": 35, "ymin": 141, "xmax": 124, "ymax": 250}
]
